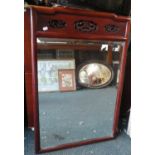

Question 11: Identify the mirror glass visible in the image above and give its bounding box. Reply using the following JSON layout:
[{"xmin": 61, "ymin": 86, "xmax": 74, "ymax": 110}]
[{"xmin": 36, "ymin": 38, "xmax": 124, "ymax": 149}]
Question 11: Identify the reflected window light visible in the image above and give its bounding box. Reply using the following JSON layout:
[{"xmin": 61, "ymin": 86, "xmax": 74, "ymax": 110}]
[
  {"xmin": 37, "ymin": 38, "xmax": 42, "ymax": 43},
  {"xmin": 100, "ymin": 44, "xmax": 108, "ymax": 51},
  {"xmin": 113, "ymin": 45, "xmax": 120, "ymax": 52}
]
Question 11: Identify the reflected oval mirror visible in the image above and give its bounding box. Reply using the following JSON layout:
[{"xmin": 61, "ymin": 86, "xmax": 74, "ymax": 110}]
[{"xmin": 78, "ymin": 61, "xmax": 114, "ymax": 88}]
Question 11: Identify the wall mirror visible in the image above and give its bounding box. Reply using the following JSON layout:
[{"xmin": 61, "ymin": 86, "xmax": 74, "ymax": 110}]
[
  {"xmin": 30, "ymin": 6, "xmax": 130, "ymax": 153},
  {"xmin": 37, "ymin": 38, "xmax": 124, "ymax": 150}
]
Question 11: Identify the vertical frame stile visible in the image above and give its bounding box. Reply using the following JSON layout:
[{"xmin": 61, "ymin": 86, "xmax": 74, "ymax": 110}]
[
  {"xmin": 112, "ymin": 20, "xmax": 131, "ymax": 136},
  {"xmin": 30, "ymin": 8, "xmax": 41, "ymax": 153}
]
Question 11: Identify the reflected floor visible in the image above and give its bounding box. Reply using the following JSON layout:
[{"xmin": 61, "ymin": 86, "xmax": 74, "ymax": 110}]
[{"xmin": 39, "ymin": 87, "xmax": 117, "ymax": 148}]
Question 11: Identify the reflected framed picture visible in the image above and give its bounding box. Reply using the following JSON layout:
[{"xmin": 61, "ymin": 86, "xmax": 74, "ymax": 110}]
[
  {"xmin": 37, "ymin": 59, "xmax": 75, "ymax": 92},
  {"xmin": 58, "ymin": 69, "xmax": 76, "ymax": 92}
]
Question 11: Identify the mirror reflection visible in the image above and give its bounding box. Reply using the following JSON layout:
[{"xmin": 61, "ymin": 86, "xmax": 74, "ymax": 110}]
[
  {"xmin": 78, "ymin": 62, "xmax": 114, "ymax": 88},
  {"xmin": 37, "ymin": 38, "xmax": 124, "ymax": 149}
]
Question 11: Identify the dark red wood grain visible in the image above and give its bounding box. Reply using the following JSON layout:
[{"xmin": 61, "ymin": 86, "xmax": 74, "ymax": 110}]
[
  {"xmin": 112, "ymin": 22, "xmax": 131, "ymax": 135},
  {"xmin": 39, "ymin": 136, "xmax": 114, "ymax": 153},
  {"xmin": 30, "ymin": 8, "xmax": 41, "ymax": 152},
  {"xmin": 24, "ymin": 8, "xmax": 34, "ymax": 127},
  {"xmin": 33, "ymin": 5, "xmax": 129, "ymax": 41}
]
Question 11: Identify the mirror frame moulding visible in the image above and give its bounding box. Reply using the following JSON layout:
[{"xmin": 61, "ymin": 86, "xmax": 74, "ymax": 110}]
[{"xmin": 29, "ymin": 5, "xmax": 131, "ymax": 153}]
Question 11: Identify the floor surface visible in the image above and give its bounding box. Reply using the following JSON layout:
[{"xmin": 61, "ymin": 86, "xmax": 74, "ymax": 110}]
[
  {"xmin": 38, "ymin": 88, "xmax": 117, "ymax": 148},
  {"xmin": 24, "ymin": 128, "xmax": 130, "ymax": 155}
]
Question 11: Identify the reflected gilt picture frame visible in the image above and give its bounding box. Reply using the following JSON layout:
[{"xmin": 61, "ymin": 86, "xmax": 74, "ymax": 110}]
[{"xmin": 58, "ymin": 69, "xmax": 76, "ymax": 92}]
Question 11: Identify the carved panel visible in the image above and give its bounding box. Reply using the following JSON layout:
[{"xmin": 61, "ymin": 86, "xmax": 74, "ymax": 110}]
[
  {"xmin": 75, "ymin": 20, "xmax": 97, "ymax": 32},
  {"xmin": 48, "ymin": 19, "xmax": 66, "ymax": 28},
  {"xmin": 104, "ymin": 24, "xmax": 119, "ymax": 33}
]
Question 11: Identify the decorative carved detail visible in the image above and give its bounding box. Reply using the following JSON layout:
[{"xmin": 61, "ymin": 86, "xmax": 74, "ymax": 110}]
[
  {"xmin": 104, "ymin": 24, "xmax": 119, "ymax": 33},
  {"xmin": 48, "ymin": 19, "xmax": 66, "ymax": 28},
  {"xmin": 75, "ymin": 20, "xmax": 97, "ymax": 32}
]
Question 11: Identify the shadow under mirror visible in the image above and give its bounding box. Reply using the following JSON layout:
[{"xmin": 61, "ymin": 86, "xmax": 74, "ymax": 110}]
[{"xmin": 36, "ymin": 38, "xmax": 124, "ymax": 149}]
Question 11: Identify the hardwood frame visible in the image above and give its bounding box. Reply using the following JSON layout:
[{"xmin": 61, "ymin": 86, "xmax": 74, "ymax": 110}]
[
  {"xmin": 24, "ymin": 8, "xmax": 34, "ymax": 127},
  {"xmin": 29, "ymin": 5, "xmax": 130, "ymax": 153}
]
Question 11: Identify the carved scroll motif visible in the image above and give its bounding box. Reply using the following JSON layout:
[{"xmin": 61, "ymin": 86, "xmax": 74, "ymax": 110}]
[
  {"xmin": 104, "ymin": 24, "xmax": 119, "ymax": 33},
  {"xmin": 48, "ymin": 19, "xmax": 66, "ymax": 28},
  {"xmin": 75, "ymin": 20, "xmax": 97, "ymax": 32}
]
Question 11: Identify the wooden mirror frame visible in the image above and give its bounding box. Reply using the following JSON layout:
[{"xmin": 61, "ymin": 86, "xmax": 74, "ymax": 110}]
[{"xmin": 29, "ymin": 5, "xmax": 130, "ymax": 153}]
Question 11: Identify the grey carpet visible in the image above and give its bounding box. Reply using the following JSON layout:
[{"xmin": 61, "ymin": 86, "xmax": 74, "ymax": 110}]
[
  {"xmin": 24, "ymin": 128, "xmax": 130, "ymax": 155},
  {"xmin": 38, "ymin": 87, "xmax": 117, "ymax": 148}
]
